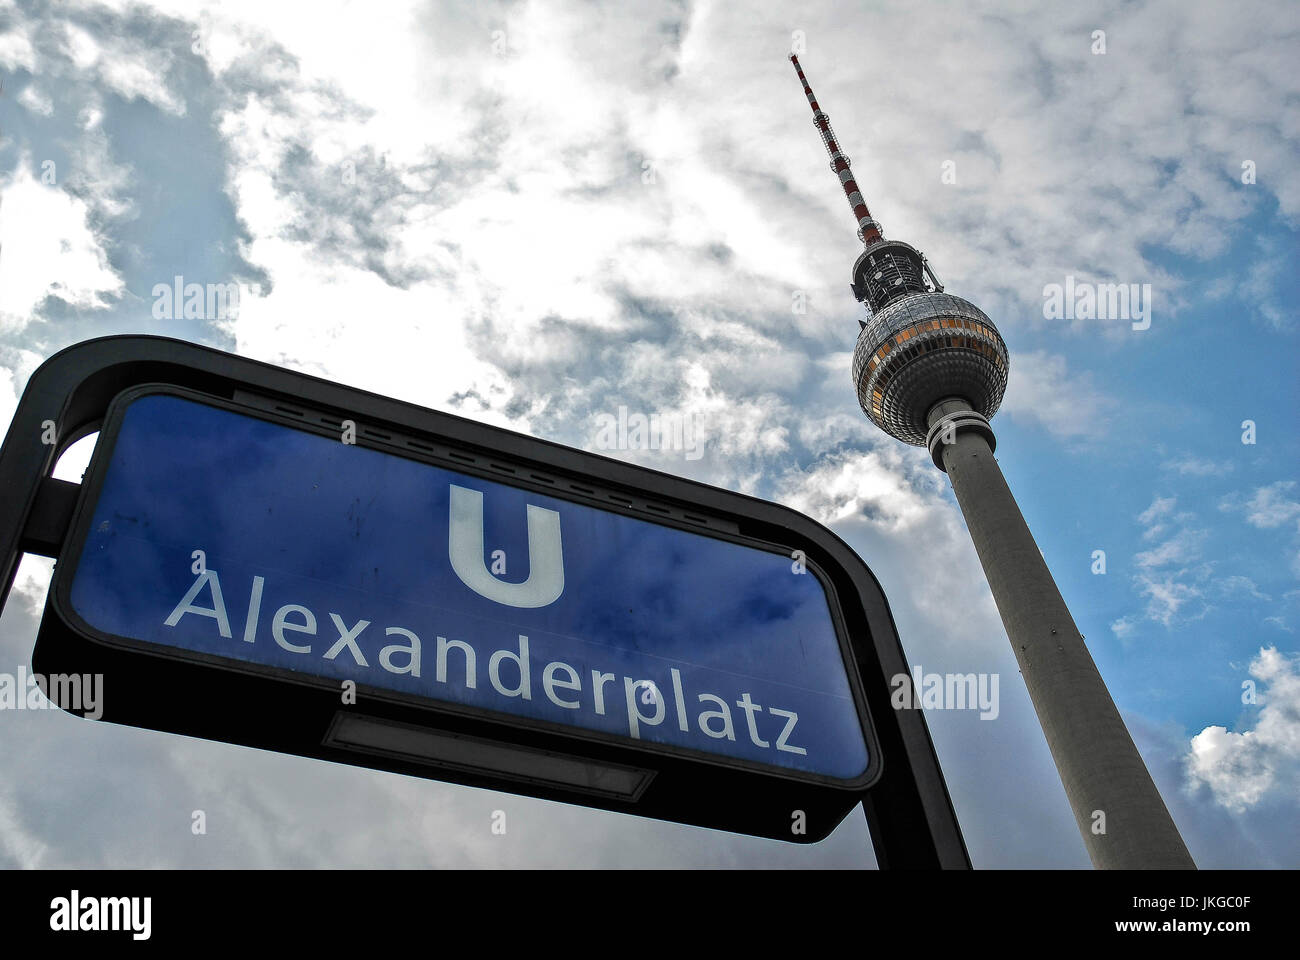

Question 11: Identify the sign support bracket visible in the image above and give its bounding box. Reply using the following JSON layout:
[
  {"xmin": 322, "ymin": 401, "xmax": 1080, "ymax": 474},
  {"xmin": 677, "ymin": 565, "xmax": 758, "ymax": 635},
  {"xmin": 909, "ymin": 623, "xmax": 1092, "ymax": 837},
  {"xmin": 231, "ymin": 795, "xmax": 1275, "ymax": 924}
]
[{"xmin": 18, "ymin": 477, "xmax": 80, "ymax": 558}]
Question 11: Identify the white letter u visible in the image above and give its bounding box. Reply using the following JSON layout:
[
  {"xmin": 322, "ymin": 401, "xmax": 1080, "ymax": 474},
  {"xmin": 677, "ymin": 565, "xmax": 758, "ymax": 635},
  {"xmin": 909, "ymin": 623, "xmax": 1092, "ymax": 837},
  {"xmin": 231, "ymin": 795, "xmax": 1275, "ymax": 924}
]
[{"xmin": 448, "ymin": 484, "xmax": 564, "ymax": 608}]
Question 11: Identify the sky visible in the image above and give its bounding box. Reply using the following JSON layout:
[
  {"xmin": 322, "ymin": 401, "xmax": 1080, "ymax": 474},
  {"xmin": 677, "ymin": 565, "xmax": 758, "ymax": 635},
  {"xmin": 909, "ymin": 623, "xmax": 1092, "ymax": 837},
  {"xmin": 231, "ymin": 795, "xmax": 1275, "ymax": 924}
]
[{"xmin": 0, "ymin": 0, "xmax": 1296, "ymax": 868}]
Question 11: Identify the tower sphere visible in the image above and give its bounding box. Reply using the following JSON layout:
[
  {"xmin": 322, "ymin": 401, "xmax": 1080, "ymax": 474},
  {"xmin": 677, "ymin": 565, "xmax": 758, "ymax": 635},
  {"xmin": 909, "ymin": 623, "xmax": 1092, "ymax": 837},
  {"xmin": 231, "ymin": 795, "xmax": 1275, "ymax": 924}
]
[{"xmin": 851, "ymin": 288, "xmax": 1009, "ymax": 446}]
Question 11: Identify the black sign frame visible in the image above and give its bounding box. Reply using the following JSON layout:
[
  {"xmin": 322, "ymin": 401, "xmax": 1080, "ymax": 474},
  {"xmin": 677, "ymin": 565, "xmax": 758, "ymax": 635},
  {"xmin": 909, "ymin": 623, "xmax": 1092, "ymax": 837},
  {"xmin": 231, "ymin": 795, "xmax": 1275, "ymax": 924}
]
[
  {"xmin": 54, "ymin": 380, "xmax": 884, "ymax": 793},
  {"xmin": 0, "ymin": 336, "xmax": 969, "ymax": 865}
]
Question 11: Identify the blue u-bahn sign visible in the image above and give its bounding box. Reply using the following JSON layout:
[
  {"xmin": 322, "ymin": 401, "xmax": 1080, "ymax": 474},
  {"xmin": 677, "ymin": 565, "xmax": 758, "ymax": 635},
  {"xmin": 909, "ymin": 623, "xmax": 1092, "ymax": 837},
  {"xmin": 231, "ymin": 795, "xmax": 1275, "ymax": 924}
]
[
  {"xmin": 0, "ymin": 337, "xmax": 968, "ymax": 862},
  {"xmin": 68, "ymin": 390, "xmax": 870, "ymax": 782}
]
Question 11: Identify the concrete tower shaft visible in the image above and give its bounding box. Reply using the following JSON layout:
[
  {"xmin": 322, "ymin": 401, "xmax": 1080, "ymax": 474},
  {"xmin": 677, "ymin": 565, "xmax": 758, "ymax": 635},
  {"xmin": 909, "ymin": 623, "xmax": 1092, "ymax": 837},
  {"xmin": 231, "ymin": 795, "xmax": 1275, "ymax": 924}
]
[{"xmin": 926, "ymin": 399, "xmax": 1196, "ymax": 869}]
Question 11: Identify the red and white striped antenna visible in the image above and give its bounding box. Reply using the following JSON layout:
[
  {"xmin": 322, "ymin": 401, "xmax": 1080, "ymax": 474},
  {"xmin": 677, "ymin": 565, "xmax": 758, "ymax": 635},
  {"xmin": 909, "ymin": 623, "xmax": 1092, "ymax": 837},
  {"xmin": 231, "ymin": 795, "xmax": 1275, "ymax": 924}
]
[{"xmin": 788, "ymin": 53, "xmax": 883, "ymax": 247}]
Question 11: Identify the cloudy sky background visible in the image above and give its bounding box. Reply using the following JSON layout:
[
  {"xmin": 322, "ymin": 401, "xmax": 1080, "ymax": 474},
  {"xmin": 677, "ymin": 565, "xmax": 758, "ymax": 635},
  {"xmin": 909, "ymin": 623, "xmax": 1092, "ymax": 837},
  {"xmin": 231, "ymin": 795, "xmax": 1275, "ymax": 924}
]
[{"xmin": 0, "ymin": 0, "xmax": 1297, "ymax": 867}]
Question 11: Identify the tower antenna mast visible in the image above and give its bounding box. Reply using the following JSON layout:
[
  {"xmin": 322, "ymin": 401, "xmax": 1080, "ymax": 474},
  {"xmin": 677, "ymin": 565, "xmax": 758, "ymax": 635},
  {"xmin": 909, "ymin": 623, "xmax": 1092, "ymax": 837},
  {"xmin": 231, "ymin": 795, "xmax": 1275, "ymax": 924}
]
[{"xmin": 789, "ymin": 54, "xmax": 883, "ymax": 247}]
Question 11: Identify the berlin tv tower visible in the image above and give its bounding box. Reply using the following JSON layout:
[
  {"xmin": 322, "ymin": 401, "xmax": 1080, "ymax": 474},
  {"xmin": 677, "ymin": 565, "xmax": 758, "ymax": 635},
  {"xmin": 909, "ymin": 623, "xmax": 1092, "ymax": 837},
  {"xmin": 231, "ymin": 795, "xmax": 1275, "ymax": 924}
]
[{"xmin": 789, "ymin": 54, "xmax": 1194, "ymax": 869}]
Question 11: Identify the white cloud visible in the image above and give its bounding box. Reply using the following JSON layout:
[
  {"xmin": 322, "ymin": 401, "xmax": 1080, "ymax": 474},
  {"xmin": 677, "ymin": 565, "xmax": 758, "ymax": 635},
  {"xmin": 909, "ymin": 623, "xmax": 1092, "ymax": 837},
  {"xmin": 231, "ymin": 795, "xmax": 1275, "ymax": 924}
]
[
  {"xmin": 1137, "ymin": 575, "xmax": 1207, "ymax": 627},
  {"xmin": 1139, "ymin": 495, "xmax": 1177, "ymax": 526},
  {"xmin": 1210, "ymin": 575, "xmax": 1268, "ymax": 601},
  {"xmin": 1163, "ymin": 456, "xmax": 1234, "ymax": 477},
  {"xmin": 1135, "ymin": 526, "xmax": 1207, "ymax": 570},
  {"xmin": 0, "ymin": 16, "xmax": 36, "ymax": 72},
  {"xmin": 1115, "ymin": 495, "xmax": 1211, "ymax": 630},
  {"xmin": 999, "ymin": 350, "xmax": 1112, "ymax": 440},
  {"xmin": 57, "ymin": 0, "xmax": 1300, "ymax": 353},
  {"xmin": 0, "ymin": 164, "xmax": 124, "ymax": 331},
  {"xmin": 0, "ymin": 360, "xmax": 18, "ymax": 432},
  {"xmin": 211, "ymin": 85, "xmax": 516, "ymax": 422},
  {"xmin": 60, "ymin": 19, "xmax": 186, "ymax": 115},
  {"xmin": 0, "ymin": 344, "xmax": 44, "ymax": 430},
  {"xmin": 774, "ymin": 446, "xmax": 942, "ymax": 531},
  {"xmin": 1238, "ymin": 235, "xmax": 1294, "ymax": 330},
  {"xmin": 51, "ymin": 431, "xmax": 97, "ymax": 483},
  {"xmin": 62, "ymin": 22, "xmax": 100, "ymax": 71},
  {"xmin": 1229, "ymin": 481, "xmax": 1300, "ymax": 530},
  {"xmin": 1186, "ymin": 646, "xmax": 1300, "ymax": 812},
  {"xmin": 1119, "ymin": 486, "xmax": 1294, "ymax": 637},
  {"xmin": 1110, "ymin": 616, "xmax": 1137, "ymax": 639},
  {"xmin": 0, "ymin": 787, "xmax": 50, "ymax": 868},
  {"xmin": 1221, "ymin": 481, "xmax": 1300, "ymax": 578},
  {"xmin": 99, "ymin": 55, "xmax": 186, "ymax": 116},
  {"xmin": 5, "ymin": 554, "xmax": 53, "ymax": 618},
  {"xmin": 16, "ymin": 84, "xmax": 53, "ymax": 116}
]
